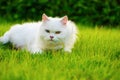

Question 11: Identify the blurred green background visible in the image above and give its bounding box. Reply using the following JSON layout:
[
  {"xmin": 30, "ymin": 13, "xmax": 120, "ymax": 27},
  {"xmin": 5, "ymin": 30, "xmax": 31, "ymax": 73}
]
[{"xmin": 0, "ymin": 0, "xmax": 120, "ymax": 27}]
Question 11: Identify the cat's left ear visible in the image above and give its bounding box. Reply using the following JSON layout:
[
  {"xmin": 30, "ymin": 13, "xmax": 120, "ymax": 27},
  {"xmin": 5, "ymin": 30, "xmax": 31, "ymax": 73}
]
[{"xmin": 61, "ymin": 16, "xmax": 68, "ymax": 25}]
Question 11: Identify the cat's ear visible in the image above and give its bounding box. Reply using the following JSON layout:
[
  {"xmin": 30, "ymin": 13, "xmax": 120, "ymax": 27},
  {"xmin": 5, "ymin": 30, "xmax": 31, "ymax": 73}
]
[
  {"xmin": 61, "ymin": 16, "xmax": 68, "ymax": 25},
  {"xmin": 42, "ymin": 13, "xmax": 49, "ymax": 22}
]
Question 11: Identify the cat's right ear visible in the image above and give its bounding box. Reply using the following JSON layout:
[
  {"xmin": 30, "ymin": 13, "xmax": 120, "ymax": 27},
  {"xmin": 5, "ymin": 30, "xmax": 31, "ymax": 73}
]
[
  {"xmin": 42, "ymin": 13, "xmax": 49, "ymax": 22},
  {"xmin": 61, "ymin": 16, "xmax": 68, "ymax": 25}
]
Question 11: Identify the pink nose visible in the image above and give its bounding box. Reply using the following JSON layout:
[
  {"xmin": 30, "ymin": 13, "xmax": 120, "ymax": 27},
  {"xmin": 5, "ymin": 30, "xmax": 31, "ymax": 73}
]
[{"xmin": 50, "ymin": 36, "xmax": 54, "ymax": 39}]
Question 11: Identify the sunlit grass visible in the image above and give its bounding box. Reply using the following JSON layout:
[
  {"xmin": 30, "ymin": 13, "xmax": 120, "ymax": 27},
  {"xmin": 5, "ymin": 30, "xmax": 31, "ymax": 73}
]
[{"xmin": 0, "ymin": 22, "xmax": 120, "ymax": 80}]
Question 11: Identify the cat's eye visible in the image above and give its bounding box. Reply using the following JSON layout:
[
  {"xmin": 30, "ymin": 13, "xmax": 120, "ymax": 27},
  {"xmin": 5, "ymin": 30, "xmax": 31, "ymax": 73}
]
[
  {"xmin": 45, "ymin": 29, "xmax": 50, "ymax": 33},
  {"xmin": 55, "ymin": 31, "xmax": 61, "ymax": 34}
]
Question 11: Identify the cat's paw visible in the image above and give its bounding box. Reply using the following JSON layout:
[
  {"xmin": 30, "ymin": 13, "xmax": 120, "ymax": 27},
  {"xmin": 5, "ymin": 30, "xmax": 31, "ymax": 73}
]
[
  {"xmin": 30, "ymin": 49, "xmax": 42, "ymax": 54},
  {"xmin": 0, "ymin": 37, "xmax": 5, "ymax": 43},
  {"xmin": 0, "ymin": 37, "xmax": 2, "ymax": 42},
  {"xmin": 64, "ymin": 48, "xmax": 72, "ymax": 53}
]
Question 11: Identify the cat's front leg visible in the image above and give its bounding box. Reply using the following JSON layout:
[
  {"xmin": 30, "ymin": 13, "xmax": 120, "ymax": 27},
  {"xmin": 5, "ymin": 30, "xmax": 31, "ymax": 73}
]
[
  {"xmin": 30, "ymin": 48, "xmax": 42, "ymax": 54},
  {"xmin": 64, "ymin": 40, "xmax": 75, "ymax": 53},
  {"xmin": 28, "ymin": 44, "xmax": 42, "ymax": 54},
  {"xmin": 64, "ymin": 47, "xmax": 72, "ymax": 53},
  {"xmin": 64, "ymin": 43, "xmax": 72, "ymax": 53}
]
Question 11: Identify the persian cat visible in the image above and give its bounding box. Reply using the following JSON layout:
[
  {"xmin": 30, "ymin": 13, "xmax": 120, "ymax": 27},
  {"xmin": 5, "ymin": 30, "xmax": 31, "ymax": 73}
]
[{"xmin": 0, "ymin": 14, "xmax": 77, "ymax": 53}]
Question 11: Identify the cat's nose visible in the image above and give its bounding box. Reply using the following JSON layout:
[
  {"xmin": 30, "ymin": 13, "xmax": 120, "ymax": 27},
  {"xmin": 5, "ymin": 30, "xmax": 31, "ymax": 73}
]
[{"xmin": 50, "ymin": 36, "xmax": 54, "ymax": 39}]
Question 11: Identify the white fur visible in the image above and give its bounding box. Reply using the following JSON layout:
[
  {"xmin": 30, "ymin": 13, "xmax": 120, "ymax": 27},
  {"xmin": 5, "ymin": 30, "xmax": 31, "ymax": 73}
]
[{"xmin": 0, "ymin": 16, "xmax": 77, "ymax": 54}]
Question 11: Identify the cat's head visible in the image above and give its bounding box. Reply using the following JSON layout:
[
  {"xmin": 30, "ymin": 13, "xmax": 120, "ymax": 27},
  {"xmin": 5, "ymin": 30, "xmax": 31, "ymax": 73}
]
[{"xmin": 40, "ymin": 14, "xmax": 69, "ymax": 42}]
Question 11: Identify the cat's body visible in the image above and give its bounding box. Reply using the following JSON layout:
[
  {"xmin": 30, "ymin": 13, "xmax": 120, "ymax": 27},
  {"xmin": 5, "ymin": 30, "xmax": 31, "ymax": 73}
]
[{"xmin": 0, "ymin": 14, "xmax": 77, "ymax": 53}]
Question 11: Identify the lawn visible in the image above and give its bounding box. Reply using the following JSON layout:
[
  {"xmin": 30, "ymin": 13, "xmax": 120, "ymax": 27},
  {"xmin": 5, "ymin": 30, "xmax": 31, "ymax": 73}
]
[{"xmin": 0, "ymin": 22, "xmax": 120, "ymax": 80}]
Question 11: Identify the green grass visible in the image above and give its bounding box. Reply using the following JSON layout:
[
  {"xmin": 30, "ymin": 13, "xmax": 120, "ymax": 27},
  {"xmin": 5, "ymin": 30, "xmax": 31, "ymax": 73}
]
[{"xmin": 0, "ymin": 22, "xmax": 120, "ymax": 80}]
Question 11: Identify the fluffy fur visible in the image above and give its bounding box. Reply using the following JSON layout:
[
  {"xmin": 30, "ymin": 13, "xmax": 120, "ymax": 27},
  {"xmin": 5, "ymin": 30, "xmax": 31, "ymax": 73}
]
[{"xmin": 0, "ymin": 14, "xmax": 77, "ymax": 53}]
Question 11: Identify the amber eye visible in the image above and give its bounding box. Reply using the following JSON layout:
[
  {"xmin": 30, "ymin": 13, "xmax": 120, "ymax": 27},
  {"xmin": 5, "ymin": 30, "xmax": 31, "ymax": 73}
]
[
  {"xmin": 55, "ymin": 31, "xmax": 61, "ymax": 34},
  {"xmin": 45, "ymin": 29, "xmax": 50, "ymax": 33}
]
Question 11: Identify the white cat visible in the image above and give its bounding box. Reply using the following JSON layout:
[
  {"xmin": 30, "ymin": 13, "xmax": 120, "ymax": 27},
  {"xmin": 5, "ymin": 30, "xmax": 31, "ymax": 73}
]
[{"xmin": 0, "ymin": 14, "xmax": 77, "ymax": 53}]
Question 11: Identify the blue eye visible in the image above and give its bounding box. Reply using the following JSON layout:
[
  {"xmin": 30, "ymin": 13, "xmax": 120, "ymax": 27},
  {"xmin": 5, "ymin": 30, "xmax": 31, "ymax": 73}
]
[{"xmin": 45, "ymin": 29, "xmax": 50, "ymax": 33}]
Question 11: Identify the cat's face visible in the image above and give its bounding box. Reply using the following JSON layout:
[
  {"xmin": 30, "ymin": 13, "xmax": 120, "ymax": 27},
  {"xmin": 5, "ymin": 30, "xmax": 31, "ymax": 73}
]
[{"xmin": 40, "ymin": 14, "xmax": 68, "ymax": 42}]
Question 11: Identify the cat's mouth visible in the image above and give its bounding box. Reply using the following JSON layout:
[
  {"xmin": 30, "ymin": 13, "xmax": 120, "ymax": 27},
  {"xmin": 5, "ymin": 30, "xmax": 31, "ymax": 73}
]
[
  {"xmin": 49, "ymin": 39, "xmax": 57, "ymax": 42},
  {"xmin": 49, "ymin": 39, "xmax": 54, "ymax": 41}
]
